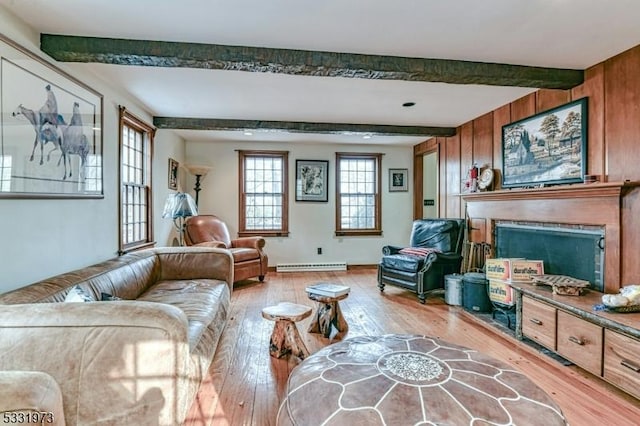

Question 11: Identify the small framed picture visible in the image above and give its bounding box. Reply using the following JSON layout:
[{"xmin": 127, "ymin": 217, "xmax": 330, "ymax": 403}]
[
  {"xmin": 296, "ymin": 160, "xmax": 329, "ymax": 202},
  {"xmin": 168, "ymin": 158, "xmax": 179, "ymax": 190},
  {"xmin": 389, "ymin": 168, "xmax": 408, "ymax": 192}
]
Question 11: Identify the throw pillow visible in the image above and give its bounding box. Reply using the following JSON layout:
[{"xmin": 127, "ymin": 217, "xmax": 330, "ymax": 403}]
[
  {"xmin": 64, "ymin": 285, "xmax": 94, "ymax": 303},
  {"xmin": 398, "ymin": 247, "xmax": 442, "ymax": 257},
  {"xmin": 101, "ymin": 292, "xmax": 122, "ymax": 301}
]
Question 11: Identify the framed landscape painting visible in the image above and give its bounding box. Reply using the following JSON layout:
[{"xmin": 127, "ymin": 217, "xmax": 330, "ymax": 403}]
[
  {"xmin": 0, "ymin": 35, "xmax": 103, "ymax": 198},
  {"xmin": 501, "ymin": 97, "xmax": 587, "ymax": 188}
]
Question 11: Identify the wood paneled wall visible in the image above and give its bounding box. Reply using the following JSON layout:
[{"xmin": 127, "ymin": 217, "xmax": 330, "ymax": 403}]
[{"xmin": 415, "ymin": 43, "xmax": 640, "ymax": 285}]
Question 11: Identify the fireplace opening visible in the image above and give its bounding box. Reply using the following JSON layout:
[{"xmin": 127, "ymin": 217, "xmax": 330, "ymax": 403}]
[{"xmin": 495, "ymin": 222, "xmax": 604, "ymax": 292}]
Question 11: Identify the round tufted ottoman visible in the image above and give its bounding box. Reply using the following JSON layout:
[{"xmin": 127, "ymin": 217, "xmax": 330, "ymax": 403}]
[{"xmin": 277, "ymin": 334, "xmax": 566, "ymax": 425}]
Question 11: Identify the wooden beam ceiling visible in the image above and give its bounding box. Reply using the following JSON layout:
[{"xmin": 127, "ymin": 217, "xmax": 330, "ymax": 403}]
[
  {"xmin": 153, "ymin": 117, "xmax": 456, "ymax": 137},
  {"xmin": 41, "ymin": 34, "xmax": 584, "ymax": 89},
  {"xmin": 40, "ymin": 34, "xmax": 584, "ymax": 137}
]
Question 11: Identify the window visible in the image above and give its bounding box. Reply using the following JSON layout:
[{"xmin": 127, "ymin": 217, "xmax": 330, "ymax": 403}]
[
  {"xmin": 119, "ymin": 107, "xmax": 155, "ymax": 252},
  {"xmin": 239, "ymin": 150, "xmax": 289, "ymax": 236},
  {"xmin": 79, "ymin": 154, "xmax": 102, "ymax": 193},
  {"xmin": 335, "ymin": 152, "xmax": 382, "ymax": 236},
  {"xmin": 0, "ymin": 155, "xmax": 11, "ymax": 192}
]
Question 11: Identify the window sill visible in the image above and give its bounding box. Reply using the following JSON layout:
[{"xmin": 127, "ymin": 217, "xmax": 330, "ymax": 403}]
[
  {"xmin": 238, "ymin": 231, "xmax": 290, "ymax": 238},
  {"xmin": 335, "ymin": 230, "xmax": 383, "ymax": 237},
  {"xmin": 119, "ymin": 241, "xmax": 156, "ymax": 255}
]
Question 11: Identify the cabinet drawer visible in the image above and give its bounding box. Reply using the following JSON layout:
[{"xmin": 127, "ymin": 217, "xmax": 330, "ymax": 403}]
[
  {"xmin": 604, "ymin": 329, "xmax": 640, "ymax": 399},
  {"xmin": 522, "ymin": 296, "xmax": 556, "ymax": 350},
  {"xmin": 556, "ymin": 311, "xmax": 603, "ymax": 376}
]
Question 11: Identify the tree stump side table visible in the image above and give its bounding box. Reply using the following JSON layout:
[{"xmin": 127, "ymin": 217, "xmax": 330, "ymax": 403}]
[
  {"xmin": 307, "ymin": 292, "xmax": 349, "ymax": 339},
  {"xmin": 262, "ymin": 302, "xmax": 312, "ymax": 359}
]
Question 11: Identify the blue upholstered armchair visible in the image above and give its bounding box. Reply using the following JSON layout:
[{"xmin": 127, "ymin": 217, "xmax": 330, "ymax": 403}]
[{"xmin": 378, "ymin": 218, "xmax": 465, "ymax": 303}]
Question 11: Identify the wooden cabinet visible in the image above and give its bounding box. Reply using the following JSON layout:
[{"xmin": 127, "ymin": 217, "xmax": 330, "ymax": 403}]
[
  {"xmin": 557, "ymin": 310, "xmax": 603, "ymax": 376},
  {"xmin": 513, "ymin": 283, "xmax": 640, "ymax": 401},
  {"xmin": 522, "ymin": 296, "xmax": 556, "ymax": 350},
  {"xmin": 604, "ymin": 329, "xmax": 640, "ymax": 399}
]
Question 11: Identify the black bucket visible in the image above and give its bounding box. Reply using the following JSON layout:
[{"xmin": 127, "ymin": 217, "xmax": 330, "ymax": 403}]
[{"xmin": 462, "ymin": 272, "xmax": 492, "ymax": 313}]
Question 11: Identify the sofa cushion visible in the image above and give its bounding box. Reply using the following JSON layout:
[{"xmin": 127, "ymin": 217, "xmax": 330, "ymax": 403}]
[
  {"xmin": 185, "ymin": 215, "xmax": 232, "ymax": 247},
  {"xmin": 137, "ymin": 278, "xmax": 230, "ymax": 376},
  {"xmin": 409, "ymin": 219, "xmax": 463, "ymax": 253},
  {"xmin": 0, "ymin": 251, "xmax": 159, "ymax": 304},
  {"xmin": 381, "ymin": 254, "xmax": 427, "ymax": 272},
  {"xmin": 229, "ymin": 247, "xmax": 260, "ymax": 263}
]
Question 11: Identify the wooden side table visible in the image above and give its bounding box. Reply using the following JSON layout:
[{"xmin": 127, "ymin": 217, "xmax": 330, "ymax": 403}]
[
  {"xmin": 307, "ymin": 292, "xmax": 349, "ymax": 338},
  {"xmin": 262, "ymin": 302, "xmax": 312, "ymax": 359}
]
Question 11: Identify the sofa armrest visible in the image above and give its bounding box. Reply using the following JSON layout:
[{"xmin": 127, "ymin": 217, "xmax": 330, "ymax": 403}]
[
  {"xmin": 433, "ymin": 252, "xmax": 463, "ymax": 263},
  {"xmin": 231, "ymin": 236, "xmax": 266, "ymax": 250},
  {"xmin": 154, "ymin": 246, "xmax": 234, "ymax": 284},
  {"xmin": 193, "ymin": 241, "xmax": 227, "ymax": 249},
  {"xmin": 0, "ymin": 371, "xmax": 65, "ymax": 426},
  {"xmin": 382, "ymin": 245, "xmax": 403, "ymax": 255},
  {"xmin": 0, "ymin": 302, "xmax": 192, "ymax": 425}
]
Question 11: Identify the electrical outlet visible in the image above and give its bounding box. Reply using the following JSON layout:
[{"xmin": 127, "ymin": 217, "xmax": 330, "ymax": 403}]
[{"xmin": 317, "ymin": 247, "xmax": 322, "ymax": 255}]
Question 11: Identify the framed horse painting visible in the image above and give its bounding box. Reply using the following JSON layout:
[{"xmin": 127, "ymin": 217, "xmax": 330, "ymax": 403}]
[{"xmin": 0, "ymin": 34, "xmax": 103, "ymax": 198}]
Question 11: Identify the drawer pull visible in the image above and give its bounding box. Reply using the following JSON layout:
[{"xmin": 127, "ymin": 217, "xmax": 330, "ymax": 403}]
[
  {"xmin": 529, "ymin": 318, "xmax": 542, "ymax": 325},
  {"xmin": 621, "ymin": 359, "xmax": 640, "ymax": 373},
  {"xmin": 568, "ymin": 336, "xmax": 585, "ymax": 346}
]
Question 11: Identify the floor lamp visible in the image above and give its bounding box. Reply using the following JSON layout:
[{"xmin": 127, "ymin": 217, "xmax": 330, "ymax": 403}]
[
  {"xmin": 162, "ymin": 192, "xmax": 198, "ymax": 246},
  {"xmin": 185, "ymin": 164, "xmax": 212, "ymax": 207}
]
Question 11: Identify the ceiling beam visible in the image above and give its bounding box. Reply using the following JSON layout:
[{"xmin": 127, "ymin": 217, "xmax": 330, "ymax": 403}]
[
  {"xmin": 153, "ymin": 117, "xmax": 456, "ymax": 137},
  {"xmin": 41, "ymin": 34, "xmax": 584, "ymax": 89}
]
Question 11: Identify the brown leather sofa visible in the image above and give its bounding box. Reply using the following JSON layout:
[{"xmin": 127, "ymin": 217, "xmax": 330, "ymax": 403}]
[
  {"xmin": 184, "ymin": 215, "xmax": 268, "ymax": 283},
  {"xmin": 0, "ymin": 247, "xmax": 234, "ymax": 426}
]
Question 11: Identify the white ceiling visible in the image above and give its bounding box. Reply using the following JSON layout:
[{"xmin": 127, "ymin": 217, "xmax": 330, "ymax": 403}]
[{"xmin": 3, "ymin": 0, "xmax": 640, "ymax": 145}]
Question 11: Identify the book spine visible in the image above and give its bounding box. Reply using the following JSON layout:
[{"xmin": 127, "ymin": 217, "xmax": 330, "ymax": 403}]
[{"xmin": 306, "ymin": 289, "xmax": 345, "ymax": 297}]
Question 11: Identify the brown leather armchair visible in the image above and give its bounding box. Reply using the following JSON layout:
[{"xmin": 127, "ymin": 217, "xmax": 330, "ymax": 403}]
[{"xmin": 184, "ymin": 215, "xmax": 268, "ymax": 283}]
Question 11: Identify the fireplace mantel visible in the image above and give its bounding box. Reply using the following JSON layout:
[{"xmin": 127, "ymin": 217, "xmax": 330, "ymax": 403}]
[
  {"xmin": 462, "ymin": 181, "xmax": 639, "ymax": 202},
  {"xmin": 462, "ymin": 181, "xmax": 640, "ymax": 293}
]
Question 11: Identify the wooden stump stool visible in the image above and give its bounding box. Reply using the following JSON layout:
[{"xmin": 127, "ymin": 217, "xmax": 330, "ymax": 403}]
[
  {"xmin": 262, "ymin": 302, "xmax": 312, "ymax": 359},
  {"xmin": 307, "ymin": 293, "xmax": 349, "ymax": 339}
]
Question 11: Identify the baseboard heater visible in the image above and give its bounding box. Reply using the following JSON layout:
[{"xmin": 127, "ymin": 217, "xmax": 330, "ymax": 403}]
[{"xmin": 276, "ymin": 262, "xmax": 347, "ymax": 272}]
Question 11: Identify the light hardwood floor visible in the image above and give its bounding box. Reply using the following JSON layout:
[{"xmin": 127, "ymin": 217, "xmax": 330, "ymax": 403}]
[{"xmin": 184, "ymin": 270, "xmax": 640, "ymax": 426}]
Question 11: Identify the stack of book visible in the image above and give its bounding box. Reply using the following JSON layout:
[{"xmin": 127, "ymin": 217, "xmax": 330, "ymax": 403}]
[{"xmin": 305, "ymin": 282, "xmax": 350, "ymax": 298}]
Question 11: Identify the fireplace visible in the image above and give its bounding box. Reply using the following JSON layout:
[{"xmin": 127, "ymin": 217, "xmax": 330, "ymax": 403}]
[
  {"xmin": 495, "ymin": 221, "xmax": 605, "ymax": 291},
  {"xmin": 462, "ymin": 181, "xmax": 639, "ymax": 293}
]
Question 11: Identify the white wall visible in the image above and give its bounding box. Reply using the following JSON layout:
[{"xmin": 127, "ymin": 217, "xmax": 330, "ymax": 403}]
[
  {"xmin": 0, "ymin": 7, "xmax": 185, "ymax": 293},
  {"xmin": 185, "ymin": 140, "xmax": 415, "ymax": 266},
  {"xmin": 0, "ymin": 6, "xmax": 416, "ymax": 291},
  {"xmin": 423, "ymin": 151, "xmax": 438, "ymax": 218}
]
